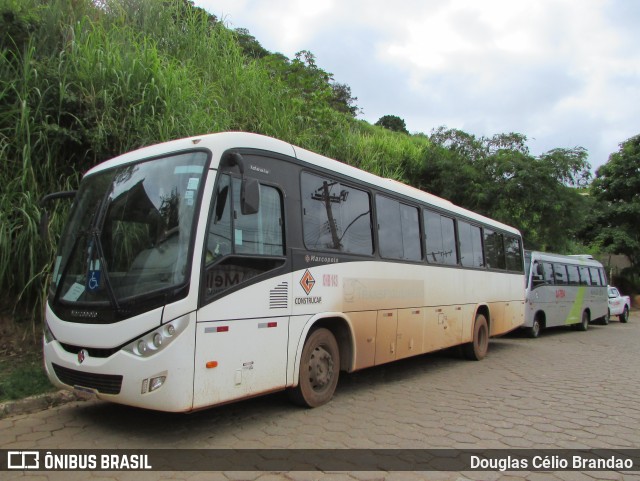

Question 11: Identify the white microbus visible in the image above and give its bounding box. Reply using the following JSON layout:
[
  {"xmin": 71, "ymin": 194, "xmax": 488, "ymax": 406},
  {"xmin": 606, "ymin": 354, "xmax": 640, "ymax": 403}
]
[
  {"xmin": 523, "ymin": 251, "xmax": 608, "ymax": 338},
  {"xmin": 43, "ymin": 132, "xmax": 525, "ymax": 412}
]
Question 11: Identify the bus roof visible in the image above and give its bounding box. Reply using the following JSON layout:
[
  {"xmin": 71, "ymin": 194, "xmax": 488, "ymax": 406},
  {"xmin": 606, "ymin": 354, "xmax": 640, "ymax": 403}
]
[
  {"xmin": 526, "ymin": 250, "xmax": 604, "ymax": 267},
  {"xmin": 85, "ymin": 131, "xmax": 521, "ymax": 236}
]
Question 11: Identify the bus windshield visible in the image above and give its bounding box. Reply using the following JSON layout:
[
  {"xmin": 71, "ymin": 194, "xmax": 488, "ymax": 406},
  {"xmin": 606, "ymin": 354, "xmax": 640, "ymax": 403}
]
[{"xmin": 49, "ymin": 151, "xmax": 208, "ymax": 321}]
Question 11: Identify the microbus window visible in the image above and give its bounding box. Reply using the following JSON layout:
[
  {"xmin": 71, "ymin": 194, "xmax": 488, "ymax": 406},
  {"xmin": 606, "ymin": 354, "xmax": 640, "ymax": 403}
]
[
  {"xmin": 599, "ymin": 267, "xmax": 608, "ymax": 286},
  {"xmin": 531, "ymin": 261, "xmax": 544, "ymax": 286},
  {"xmin": 554, "ymin": 264, "xmax": 568, "ymax": 285},
  {"xmin": 589, "ymin": 267, "xmax": 602, "ymax": 286},
  {"xmin": 567, "ymin": 265, "xmax": 580, "ymax": 285},
  {"xmin": 542, "ymin": 262, "xmax": 554, "ymax": 284},
  {"xmin": 579, "ymin": 266, "xmax": 591, "ymax": 285}
]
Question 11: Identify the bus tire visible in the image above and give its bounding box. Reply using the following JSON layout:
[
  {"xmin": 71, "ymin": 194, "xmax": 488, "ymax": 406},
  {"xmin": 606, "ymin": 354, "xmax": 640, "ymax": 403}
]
[
  {"xmin": 463, "ymin": 313, "xmax": 489, "ymax": 361},
  {"xmin": 528, "ymin": 317, "xmax": 542, "ymax": 338},
  {"xmin": 620, "ymin": 306, "xmax": 629, "ymax": 323},
  {"xmin": 578, "ymin": 310, "xmax": 589, "ymax": 331},
  {"xmin": 288, "ymin": 328, "xmax": 340, "ymax": 408}
]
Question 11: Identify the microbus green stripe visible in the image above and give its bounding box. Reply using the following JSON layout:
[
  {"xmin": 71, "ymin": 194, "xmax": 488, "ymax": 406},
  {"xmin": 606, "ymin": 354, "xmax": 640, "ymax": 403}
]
[{"xmin": 565, "ymin": 286, "xmax": 586, "ymax": 325}]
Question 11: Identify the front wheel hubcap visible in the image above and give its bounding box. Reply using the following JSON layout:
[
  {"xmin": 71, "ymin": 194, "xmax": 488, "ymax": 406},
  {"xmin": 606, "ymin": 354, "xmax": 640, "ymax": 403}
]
[{"xmin": 308, "ymin": 346, "xmax": 333, "ymax": 390}]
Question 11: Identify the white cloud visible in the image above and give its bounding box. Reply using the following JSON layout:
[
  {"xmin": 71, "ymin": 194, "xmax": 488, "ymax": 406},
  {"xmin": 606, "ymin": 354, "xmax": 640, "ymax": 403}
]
[{"xmin": 194, "ymin": 0, "xmax": 640, "ymax": 170}]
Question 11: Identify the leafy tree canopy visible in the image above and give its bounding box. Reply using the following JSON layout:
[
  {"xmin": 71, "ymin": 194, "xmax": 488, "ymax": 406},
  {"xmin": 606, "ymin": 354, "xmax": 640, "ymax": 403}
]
[
  {"xmin": 591, "ymin": 134, "xmax": 640, "ymax": 267},
  {"xmin": 375, "ymin": 115, "xmax": 409, "ymax": 134}
]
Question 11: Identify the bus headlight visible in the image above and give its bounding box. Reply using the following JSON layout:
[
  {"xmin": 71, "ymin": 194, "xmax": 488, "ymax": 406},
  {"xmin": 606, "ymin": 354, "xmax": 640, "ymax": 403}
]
[{"xmin": 123, "ymin": 315, "xmax": 189, "ymax": 358}]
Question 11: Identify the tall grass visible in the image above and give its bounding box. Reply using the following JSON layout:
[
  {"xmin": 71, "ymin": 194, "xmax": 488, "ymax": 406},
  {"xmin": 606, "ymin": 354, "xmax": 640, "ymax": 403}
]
[{"xmin": 0, "ymin": 0, "xmax": 432, "ymax": 328}]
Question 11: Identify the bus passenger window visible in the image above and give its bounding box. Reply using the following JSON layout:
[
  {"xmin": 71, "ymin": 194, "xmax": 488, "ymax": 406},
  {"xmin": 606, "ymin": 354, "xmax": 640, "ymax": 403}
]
[
  {"xmin": 301, "ymin": 172, "xmax": 373, "ymax": 255},
  {"xmin": 376, "ymin": 196, "xmax": 421, "ymax": 261},
  {"xmin": 424, "ymin": 210, "xmax": 457, "ymax": 265},
  {"xmin": 483, "ymin": 229, "xmax": 505, "ymax": 270},
  {"xmin": 554, "ymin": 264, "xmax": 568, "ymax": 285},
  {"xmin": 458, "ymin": 221, "xmax": 484, "ymax": 268},
  {"xmin": 579, "ymin": 266, "xmax": 591, "ymax": 285},
  {"xmin": 542, "ymin": 262, "xmax": 554, "ymax": 284},
  {"xmin": 567, "ymin": 265, "xmax": 580, "ymax": 285},
  {"xmin": 531, "ymin": 262, "xmax": 544, "ymax": 286},
  {"xmin": 505, "ymin": 236, "xmax": 523, "ymax": 272}
]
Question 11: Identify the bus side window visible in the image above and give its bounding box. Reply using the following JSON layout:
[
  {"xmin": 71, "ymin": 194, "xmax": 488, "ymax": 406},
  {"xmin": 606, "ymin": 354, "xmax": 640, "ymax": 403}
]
[
  {"xmin": 504, "ymin": 235, "xmax": 523, "ymax": 272},
  {"xmin": 554, "ymin": 264, "xmax": 568, "ymax": 285},
  {"xmin": 202, "ymin": 176, "xmax": 286, "ymax": 301},
  {"xmin": 542, "ymin": 262, "xmax": 555, "ymax": 285},
  {"xmin": 531, "ymin": 262, "xmax": 545, "ymax": 287},
  {"xmin": 483, "ymin": 229, "xmax": 505, "ymax": 270},
  {"xmin": 424, "ymin": 210, "xmax": 457, "ymax": 265},
  {"xmin": 579, "ymin": 266, "xmax": 591, "ymax": 285},
  {"xmin": 458, "ymin": 220, "xmax": 484, "ymax": 268},
  {"xmin": 567, "ymin": 265, "xmax": 580, "ymax": 286},
  {"xmin": 301, "ymin": 172, "xmax": 373, "ymax": 255}
]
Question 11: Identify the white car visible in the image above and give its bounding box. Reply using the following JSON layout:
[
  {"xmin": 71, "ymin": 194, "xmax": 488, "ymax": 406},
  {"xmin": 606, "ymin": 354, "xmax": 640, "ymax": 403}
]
[{"xmin": 607, "ymin": 286, "xmax": 631, "ymax": 323}]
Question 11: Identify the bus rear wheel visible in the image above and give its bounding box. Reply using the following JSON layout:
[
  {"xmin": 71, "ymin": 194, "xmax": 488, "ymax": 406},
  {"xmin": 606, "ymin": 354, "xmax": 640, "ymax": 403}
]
[
  {"xmin": 463, "ymin": 313, "xmax": 489, "ymax": 361},
  {"xmin": 288, "ymin": 328, "xmax": 340, "ymax": 408},
  {"xmin": 577, "ymin": 310, "xmax": 589, "ymax": 331}
]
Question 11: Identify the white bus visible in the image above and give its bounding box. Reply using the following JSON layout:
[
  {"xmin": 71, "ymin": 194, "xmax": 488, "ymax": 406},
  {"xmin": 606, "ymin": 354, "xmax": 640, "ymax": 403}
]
[
  {"xmin": 524, "ymin": 251, "xmax": 608, "ymax": 338},
  {"xmin": 43, "ymin": 132, "xmax": 525, "ymax": 412}
]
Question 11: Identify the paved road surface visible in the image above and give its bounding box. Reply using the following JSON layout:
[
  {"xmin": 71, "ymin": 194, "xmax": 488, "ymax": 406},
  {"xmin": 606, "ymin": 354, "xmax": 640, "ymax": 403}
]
[{"xmin": 2, "ymin": 312, "xmax": 639, "ymax": 480}]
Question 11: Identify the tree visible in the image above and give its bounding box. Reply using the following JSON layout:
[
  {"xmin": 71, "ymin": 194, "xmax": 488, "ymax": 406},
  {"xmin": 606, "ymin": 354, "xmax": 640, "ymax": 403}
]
[
  {"xmin": 423, "ymin": 127, "xmax": 592, "ymax": 251},
  {"xmin": 330, "ymin": 82, "xmax": 359, "ymax": 117},
  {"xmin": 234, "ymin": 28, "xmax": 269, "ymax": 59},
  {"xmin": 591, "ymin": 134, "xmax": 640, "ymax": 268},
  {"xmin": 375, "ymin": 115, "xmax": 409, "ymax": 134}
]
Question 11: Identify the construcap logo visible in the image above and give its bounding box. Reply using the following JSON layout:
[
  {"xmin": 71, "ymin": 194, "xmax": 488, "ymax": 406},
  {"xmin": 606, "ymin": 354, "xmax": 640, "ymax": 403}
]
[{"xmin": 300, "ymin": 270, "xmax": 316, "ymax": 295}]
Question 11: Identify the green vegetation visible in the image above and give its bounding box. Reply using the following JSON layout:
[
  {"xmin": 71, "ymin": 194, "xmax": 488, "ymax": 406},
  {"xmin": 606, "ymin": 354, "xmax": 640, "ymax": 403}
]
[
  {"xmin": 0, "ymin": 351, "xmax": 54, "ymax": 402},
  {"xmin": 0, "ymin": 0, "xmax": 637, "ymax": 338}
]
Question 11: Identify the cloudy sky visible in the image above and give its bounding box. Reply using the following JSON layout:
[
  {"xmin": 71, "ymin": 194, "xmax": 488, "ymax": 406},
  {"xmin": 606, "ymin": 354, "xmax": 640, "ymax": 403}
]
[{"xmin": 193, "ymin": 0, "xmax": 640, "ymax": 172}]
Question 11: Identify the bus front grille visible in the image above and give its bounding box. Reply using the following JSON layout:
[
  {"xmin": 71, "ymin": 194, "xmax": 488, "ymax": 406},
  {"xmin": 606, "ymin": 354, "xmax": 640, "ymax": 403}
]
[{"xmin": 52, "ymin": 363, "xmax": 123, "ymax": 395}]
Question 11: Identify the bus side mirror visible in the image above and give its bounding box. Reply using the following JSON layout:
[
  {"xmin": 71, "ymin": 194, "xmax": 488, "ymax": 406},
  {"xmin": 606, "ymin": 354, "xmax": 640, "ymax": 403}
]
[
  {"xmin": 39, "ymin": 191, "xmax": 77, "ymax": 240},
  {"xmin": 241, "ymin": 178, "xmax": 260, "ymax": 215}
]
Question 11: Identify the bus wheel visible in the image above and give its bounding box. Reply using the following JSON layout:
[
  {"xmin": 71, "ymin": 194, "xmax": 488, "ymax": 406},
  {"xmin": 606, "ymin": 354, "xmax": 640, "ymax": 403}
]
[
  {"xmin": 288, "ymin": 328, "xmax": 340, "ymax": 408},
  {"xmin": 620, "ymin": 306, "xmax": 629, "ymax": 323},
  {"xmin": 578, "ymin": 310, "xmax": 589, "ymax": 331},
  {"xmin": 463, "ymin": 313, "xmax": 489, "ymax": 361},
  {"xmin": 528, "ymin": 317, "xmax": 541, "ymax": 338}
]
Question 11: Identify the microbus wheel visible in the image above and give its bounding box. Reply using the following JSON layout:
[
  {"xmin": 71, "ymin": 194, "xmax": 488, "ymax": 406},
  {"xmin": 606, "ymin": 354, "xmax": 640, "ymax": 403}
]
[
  {"xmin": 620, "ymin": 306, "xmax": 629, "ymax": 323},
  {"xmin": 578, "ymin": 310, "xmax": 589, "ymax": 331},
  {"xmin": 463, "ymin": 313, "xmax": 489, "ymax": 361},
  {"xmin": 288, "ymin": 328, "xmax": 340, "ymax": 408},
  {"xmin": 528, "ymin": 317, "xmax": 541, "ymax": 338}
]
